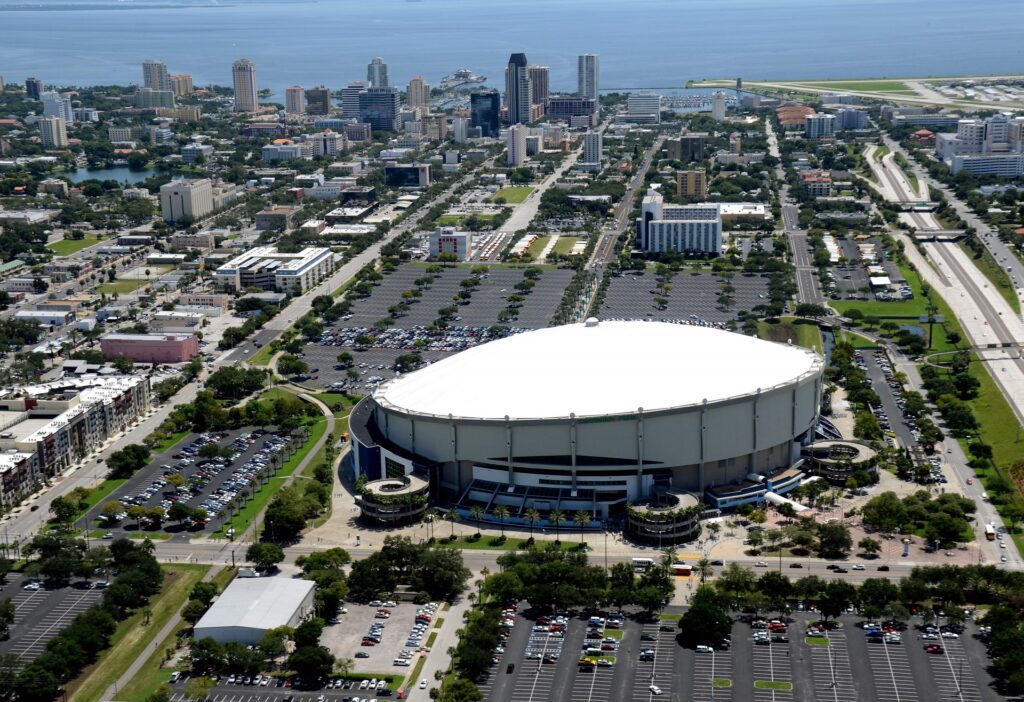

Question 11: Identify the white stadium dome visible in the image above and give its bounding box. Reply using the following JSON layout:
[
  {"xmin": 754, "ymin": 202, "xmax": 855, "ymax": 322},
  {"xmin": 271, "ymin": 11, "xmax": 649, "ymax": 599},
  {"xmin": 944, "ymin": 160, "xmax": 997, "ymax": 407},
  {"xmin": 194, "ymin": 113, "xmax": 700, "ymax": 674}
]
[
  {"xmin": 351, "ymin": 319, "xmax": 825, "ymax": 521},
  {"xmin": 375, "ymin": 320, "xmax": 821, "ymax": 420}
]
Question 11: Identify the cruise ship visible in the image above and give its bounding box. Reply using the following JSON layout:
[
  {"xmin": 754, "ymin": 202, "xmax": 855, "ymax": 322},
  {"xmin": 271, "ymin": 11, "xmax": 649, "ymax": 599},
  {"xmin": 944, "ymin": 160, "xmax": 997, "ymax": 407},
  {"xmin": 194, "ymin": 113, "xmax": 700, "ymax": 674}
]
[{"xmin": 440, "ymin": 69, "xmax": 487, "ymax": 90}]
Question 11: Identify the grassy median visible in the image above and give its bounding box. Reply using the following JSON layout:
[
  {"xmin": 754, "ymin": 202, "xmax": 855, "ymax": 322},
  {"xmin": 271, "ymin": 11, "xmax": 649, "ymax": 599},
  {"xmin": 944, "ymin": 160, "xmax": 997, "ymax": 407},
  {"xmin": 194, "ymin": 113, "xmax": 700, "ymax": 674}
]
[{"xmin": 68, "ymin": 564, "xmax": 210, "ymax": 702}]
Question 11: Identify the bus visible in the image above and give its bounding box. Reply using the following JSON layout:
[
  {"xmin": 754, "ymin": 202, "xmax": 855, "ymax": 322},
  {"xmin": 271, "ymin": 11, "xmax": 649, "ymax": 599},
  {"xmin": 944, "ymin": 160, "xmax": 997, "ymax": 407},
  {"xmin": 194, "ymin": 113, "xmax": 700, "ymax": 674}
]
[
  {"xmin": 985, "ymin": 523, "xmax": 997, "ymax": 541},
  {"xmin": 671, "ymin": 563, "xmax": 692, "ymax": 576},
  {"xmin": 632, "ymin": 557, "xmax": 655, "ymax": 572}
]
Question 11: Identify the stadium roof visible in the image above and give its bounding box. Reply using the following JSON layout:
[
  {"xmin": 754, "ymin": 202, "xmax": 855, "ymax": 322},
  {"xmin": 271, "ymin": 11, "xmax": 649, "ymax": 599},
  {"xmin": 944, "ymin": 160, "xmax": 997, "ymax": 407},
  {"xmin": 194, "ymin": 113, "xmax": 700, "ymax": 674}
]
[
  {"xmin": 375, "ymin": 320, "xmax": 822, "ymax": 420},
  {"xmin": 195, "ymin": 577, "xmax": 314, "ymax": 633}
]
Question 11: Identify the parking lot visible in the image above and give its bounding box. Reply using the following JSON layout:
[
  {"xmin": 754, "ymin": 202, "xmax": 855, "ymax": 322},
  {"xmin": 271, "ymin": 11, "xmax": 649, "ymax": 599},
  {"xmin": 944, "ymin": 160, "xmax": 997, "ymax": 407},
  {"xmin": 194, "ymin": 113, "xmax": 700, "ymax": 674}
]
[
  {"xmin": 477, "ymin": 605, "xmax": 1000, "ymax": 702},
  {"xmin": 307, "ymin": 265, "xmax": 573, "ymax": 391},
  {"xmin": 598, "ymin": 272, "xmax": 769, "ymax": 325},
  {"xmin": 321, "ymin": 599, "xmax": 437, "ymax": 677},
  {"xmin": 83, "ymin": 428, "xmax": 294, "ymax": 541},
  {"xmin": 0, "ymin": 573, "xmax": 104, "ymax": 662}
]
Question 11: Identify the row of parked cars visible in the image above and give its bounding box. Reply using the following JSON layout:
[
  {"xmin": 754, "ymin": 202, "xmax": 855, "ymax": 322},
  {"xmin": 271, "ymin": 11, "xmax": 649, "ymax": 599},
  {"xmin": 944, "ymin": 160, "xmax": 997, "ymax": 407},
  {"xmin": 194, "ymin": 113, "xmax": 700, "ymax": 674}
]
[
  {"xmin": 319, "ymin": 324, "xmax": 526, "ymax": 354},
  {"xmin": 194, "ymin": 431, "xmax": 288, "ymax": 518}
]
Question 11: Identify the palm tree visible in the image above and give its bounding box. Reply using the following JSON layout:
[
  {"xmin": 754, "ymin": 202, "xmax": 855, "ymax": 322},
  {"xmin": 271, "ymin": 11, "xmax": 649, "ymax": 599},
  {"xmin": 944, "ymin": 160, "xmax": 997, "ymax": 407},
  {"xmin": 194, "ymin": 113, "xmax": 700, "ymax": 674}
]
[
  {"xmin": 445, "ymin": 508, "xmax": 459, "ymax": 539},
  {"xmin": 424, "ymin": 507, "xmax": 437, "ymax": 540},
  {"xmin": 493, "ymin": 504, "xmax": 510, "ymax": 537},
  {"xmin": 524, "ymin": 507, "xmax": 541, "ymax": 540},
  {"xmin": 469, "ymin": 505, "xmax": 485, "ymax": 538},
  {"xmin": 549, "ymin": 509, "xmax": 565, "ymax": 544},
  {"xmin": 696, "ymin": 557, "xmax": 712, "ymax": 584},
  {"xmin": 573, "ymin": 510, "xmax": 592, "ymax": 546}
]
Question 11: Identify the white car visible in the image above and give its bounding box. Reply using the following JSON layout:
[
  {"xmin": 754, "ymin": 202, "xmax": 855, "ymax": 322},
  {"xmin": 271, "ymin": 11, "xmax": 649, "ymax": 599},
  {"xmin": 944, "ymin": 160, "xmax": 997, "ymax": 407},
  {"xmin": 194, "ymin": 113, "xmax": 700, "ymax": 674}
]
[
  {"xmin": 22, "ymin": 581, "xmax": 40, "ymax": 591},
  {"xmin": 941, "ymin": 631, "xmax": 959, "ymax": 639},
  {"xmin": 755, "ymin": 561, "xmax": 768, "ymax": 567},
  {"xmin": 852, "ymin": 564, "xmax": 865, "ymax": 571},
  {"xmin": 419, "ymin": 678, "xmax": 428, "ymax": 689},
  {"xmin": 649, "ymin": 684, "xmax": 663, "ymax": 695},
  {"xmin": 696, "ymin": 645, "xmax": 714, "ymax": 653}
]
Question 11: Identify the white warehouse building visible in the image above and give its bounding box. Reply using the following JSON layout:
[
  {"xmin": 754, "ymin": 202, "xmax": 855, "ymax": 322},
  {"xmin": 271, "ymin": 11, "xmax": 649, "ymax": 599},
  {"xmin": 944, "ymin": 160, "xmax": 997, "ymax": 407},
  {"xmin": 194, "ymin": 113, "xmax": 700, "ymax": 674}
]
[
  {"xmin": 194, "ymin": 577, "xmax": 315, "ymax": 645},
  {"xmin": 351, "ymin": 320, "xmax": 824, "ymax": 524}
]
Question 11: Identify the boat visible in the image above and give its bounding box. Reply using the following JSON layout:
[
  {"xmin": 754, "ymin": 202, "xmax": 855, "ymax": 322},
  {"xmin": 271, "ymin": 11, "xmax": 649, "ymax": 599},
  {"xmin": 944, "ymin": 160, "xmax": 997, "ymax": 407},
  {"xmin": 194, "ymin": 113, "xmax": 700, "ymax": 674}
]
[{"xmin": 440, "ymin": 69, "xmax": 487, "ymax": 90}]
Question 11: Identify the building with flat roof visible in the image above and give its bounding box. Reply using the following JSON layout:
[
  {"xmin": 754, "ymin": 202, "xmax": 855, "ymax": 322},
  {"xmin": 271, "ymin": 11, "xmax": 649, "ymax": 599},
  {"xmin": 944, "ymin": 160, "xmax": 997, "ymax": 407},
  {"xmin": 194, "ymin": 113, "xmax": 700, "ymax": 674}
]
[
  {"xmin": 636, "ymin": 189, "xmax": 721, "ymax": 254},
  {"xmin": 100, "ymin": 333, "xmax": 200, "ymax": 363},
  {"xmin": 0, "ymin": 374, "xmax": 151, "ymax": 492},
  {"xmin": 470, "ymin": 91, "xmax": 500, "ymax": 138},
  {"xmin": 194, "ymin": 577, "xmax": 315, "ymax": 644},
  {"xmin": 254, "ymin": 206, "xmax": 302, "ymax": 231},
  {"xmin": 676, "ymin": 170, "xmax": 707, "ymax": 201},
  {"xmin": 160, "ymin": 179, "xmax": 213, "ymax": 223},
  {"xmin": 213, "ymin": 246, "xmax": 334, "ymax": 294},
  {"xmin": 384, "ymin": 163, "xmax": 431, "ymax": 188},
  {"xmin": 150, "ymin": 310, "xmax": 205, "ymax": 333},
  {"xmin": 428, "ymin": 227, "xmax": 473, "ymax": 261},
  {"xmin": 39, "ymin": 117, "xmax": 68, "ymax": 148},
  {"xmin": 14, "ymin": 309, "xmax": 74, "ymax": 327},
  {"xmin": 626, "ymin": 93, "xmax": 661, "ymax": 124}
]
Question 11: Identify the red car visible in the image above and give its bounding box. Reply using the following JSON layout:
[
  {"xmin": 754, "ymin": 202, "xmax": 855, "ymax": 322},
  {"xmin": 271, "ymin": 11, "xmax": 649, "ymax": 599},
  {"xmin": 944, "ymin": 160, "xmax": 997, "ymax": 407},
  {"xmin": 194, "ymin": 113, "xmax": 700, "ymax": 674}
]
[
  {"xmin": 537, "ymin": 616, "xmax": 551, "ymax": 625},
  {"xmin": 361, "ymin": 639, "xmax": 377, "ymax": 646},
  {"xmin": 925, "ymin": 644, "xmax": 944, "ymax": 654}
]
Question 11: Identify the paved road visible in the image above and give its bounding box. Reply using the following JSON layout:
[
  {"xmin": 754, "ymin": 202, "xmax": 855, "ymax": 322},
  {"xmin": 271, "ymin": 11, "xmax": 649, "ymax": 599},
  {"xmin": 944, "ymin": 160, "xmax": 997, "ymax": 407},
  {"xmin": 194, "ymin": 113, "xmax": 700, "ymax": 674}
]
[{"xmin": 767, "ymin": 120, "xmax": 823, "ymax": 305}]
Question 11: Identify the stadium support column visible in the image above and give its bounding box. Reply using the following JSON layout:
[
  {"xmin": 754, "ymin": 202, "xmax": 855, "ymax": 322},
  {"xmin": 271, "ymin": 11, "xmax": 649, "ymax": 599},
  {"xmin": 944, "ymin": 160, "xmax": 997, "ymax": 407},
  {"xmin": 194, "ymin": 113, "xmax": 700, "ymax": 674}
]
[
  {"xmin": 448, "ymin": 413, "xmax": 458, "ymax": 488},
  {"xmin": 570, "ymin": 413, "xmax": 578, "ymax": 489},
  {"xmin": 698, "ymin": 399, "xmax": 707, "ymax": 491},
  {"xmin": 751, "ymin": 389, "xmax": 761, "ymax": 472},
  {"xmin": 505, "ymin": 415, "xmax": 514, "ymax": 484},
  {"xmin": 636, "ymin": 407, "xmax": 644, "ymax": 496}
]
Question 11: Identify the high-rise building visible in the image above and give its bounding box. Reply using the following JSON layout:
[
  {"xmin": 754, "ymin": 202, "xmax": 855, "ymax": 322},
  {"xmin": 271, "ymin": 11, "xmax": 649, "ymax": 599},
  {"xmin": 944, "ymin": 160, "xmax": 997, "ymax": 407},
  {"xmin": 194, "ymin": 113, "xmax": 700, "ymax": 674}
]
[
  {"xmin": 470, "ymin": 91, "xmax": 501, "ymax": 138},
  {"xmin": 407, "ymin": 76, "xmax": 429, "ymax": 108},
  {"xmin": 305, "ymin": 86, "xmax": 331, "ymax": 115},
  {"xmin": 627, "ymin": 92, "xmax": 661, "ymax": 124},
  {"xmin": 451, "ymin": 117, "xmax": 468, "ymax": 144},
  {"xmin": 134, "ymin": 88, "xmax": 175, "ymax": 109},
  {"xmin": 637, "ymin": 189, "xmax": 721, "ymax": 254},
  {"xmin": 359, "ymin": 87, "xmax": 400, "ymax": 132},
  {"xmin": 504, "ymin": 53, "xmax": 531, "ymax": 125},
  {"xmin": 160, "ymin": 179, "xmax": 214, "ymax": 222},
  {"xmin": 547, "ymin": 96, "xmax": 597, "ymax": 124},
  {"xmin": 578, "ymin": 54, "xmax": 600, "ymax": 101},
  {"xmin": 711, "ymin": 91, "xmax": 727, "ymax": 122},
  {"xmin": 232, "ymin": 58, "xmax": 258, "ymax": 112},
  {"xmin": 581, "ymin": 130, "xmax": 602, "ymax": 170},
  {"xmin": 41, "ymin": 91, "xmax": 74, "ymax": 122},
  {"xmin": 506, "ymin": 124, "xmax": 528, "ymax": 166},
  {"xmin": 676, "ymin": 170, "xmax": 708, "ymax": 201},
  {"xmin": 729, "ymin": 132, "xmax": 742, "ymax": 155},
  {"xmin": 804, "ymin": 113, "xmax": 836, "ymax": 139},
  {"xmin": 143, "ymin": 59, "xmax": 171, "ymax": 92},
  {"xmin": 25, "ymin": 77, "xmax": 43, "ymax": 100},
  {"xmin": 367, "ymin": 57, "xmax": 389, "ymax": 88},
  {"xmin": 836, "ymin": 108, "xmax": 867, "ymax": 130},
  {"xmin": 341, "ymin": 81, "xmax": 368, "ymax": 117},
  {"xmin": 170, "ymin": 74, "xmax": 193, "ymax": 97},
  {"xmin": 39, "ymin": 117, "xmax": 68, "ymax": 148},
  {"xmin": 285, "ymin": 86, "xmax": 305, "ymax": 115},
  {"xmin": 527, "ymin": 65, "xmax": 550, "ymax": 108}
]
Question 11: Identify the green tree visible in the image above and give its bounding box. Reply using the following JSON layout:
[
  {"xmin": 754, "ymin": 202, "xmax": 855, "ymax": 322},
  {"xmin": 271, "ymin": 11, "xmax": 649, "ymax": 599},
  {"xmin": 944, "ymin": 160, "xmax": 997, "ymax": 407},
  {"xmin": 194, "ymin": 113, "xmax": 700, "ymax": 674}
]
[
  {"xmin": 816, "ymin": 522, "xmax": 853, "ymax": 559},
  {"xmin": 184, "ymin": 676, "xmax": 215, "ymax": 701},
  {"xmin": 677, "ymin": 585, "xmax": 732, "ymax": 647},
  {"xmin": 573, "ymin": 510, "xmax": 592, "ymax": 545},
  {"xmin": 548, "ymin": 509, "xmax": 565, "ymax": 543},
  {"xmin": 492, "ymin": 504, "xmax": 510, "ymax": 537},
  {"xmin": 858, "ymin": 537, "xmax": 882, "ymax": 558},
  {"xmin": 246, "ymin": 542, "xmax": 285, "ymax": 571},
  {"xmin": 468, "ymin": 505, "xmax": 485, "ymax": 538},
  {"xmin": 287, "ymin": 645, "xmax": 334, "ymax": 686}
]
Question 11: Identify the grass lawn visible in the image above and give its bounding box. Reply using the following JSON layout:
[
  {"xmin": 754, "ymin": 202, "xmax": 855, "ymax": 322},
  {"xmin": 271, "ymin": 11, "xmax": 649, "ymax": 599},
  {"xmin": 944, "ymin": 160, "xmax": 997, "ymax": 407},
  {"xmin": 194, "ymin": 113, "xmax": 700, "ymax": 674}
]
[
  {"xmin": 757, "ymin": 317, "xmax": 822, "ymax": 353},
  {"xmin": 213, "ymin": 417, "xmax": 327, "ymax": 538},
  {"xmin": 805, "ymin": 636, "xmax": 830, "ymax": 646},
  {"xmin": 435, "ymin": 534, "xmax": 584, "ymax": 551},
  {"xmin": 553, "ymin": 237, "xmax": 584, "ymax": 256},
  {"xmin": 802, "ymin": 80, "xmax": 911, "ymax": 93},
  {"xmin": 67, "ymin": 564, "xmax": 209, "ymax": 702},
  {"xmin": 958, "ymin": 242, "xmax": 1020, "ymax": 313},
  {"xmin": 492, "ymin": 186, "xmax": 533, "ymax": 204},
  {"xmin": 48, "ymin": 235, "xmax": 107, "ymax": 256},
  {"xmin": 128, "ymin": 532, "xmax": 171, "ymax": 540},
  {"xmin": 754, "ymin": 680, "xmax": 794, "ymax": 691},
  {"xmin": 874, "ymin": 145, "xmax": 891, "ymax": 161},
  {"xmin": 713, "ymin": 679, "xmax": 733, "ymax": 688},
  {"xmin": 248, "ymin": 344, "xmax": 277, "ymax": 367},
  {"xmin": 153, "ymin": 430, "xmax": 190, "ymax": 454},
  {"xmin": 117, "ymin": 568, "xmax": 235, "ymax": 702},
  {"xmin": 840, "ymin": 330, "xmax": 879, "ymax": 349},
  {"xmin": 437, "ymin": 213, "xmax": 495, "ymax": 226},
  {"xmin": 96, "ymin": 278, "xmax": 149, "ymax": 294},
  {"xmin": 605, "ymin": 628, "xmax": 624, "ymax": 640},
  {"xmin": 965, "ymin": 355, "xmax": 1024, "ymax": 471},
  {"xmin": 527, "ymin": 235, "xmax": 552, "ymax": 259},
  {"xmin": 426, "ymin": 631, "xmax": 438, "ymax": 648},
  {"xmin": 659, "ymin": 613, "xmax": 682, "ymax": 622}
]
